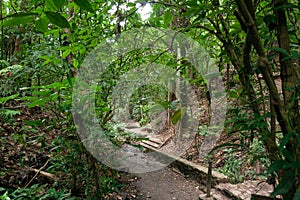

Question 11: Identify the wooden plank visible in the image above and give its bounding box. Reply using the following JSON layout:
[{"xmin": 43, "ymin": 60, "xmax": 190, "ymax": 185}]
[
  {"xmin": 159, "ymin": 134, "xmax": 173, "ymax": 148},
  {"xmin": 139, "ymin": 142, "xmax": 155, "ymax": 149},
  {"xmin": 142, "ymin": 140, "xmax": 161, "ymax": 148},
  {"xmin": 147, "ymin": 136, "xmax": 162, "ymax": 144}
]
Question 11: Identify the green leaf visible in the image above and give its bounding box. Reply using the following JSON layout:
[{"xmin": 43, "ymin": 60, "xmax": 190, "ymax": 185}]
[
  {"xmin": 149, "ymin": 17, "xmax": 161, "ymax": 27},
  {"xmin": 35, "ymin": 15, "xmax": 49, "ymax": 32},
  {"xmin": 154, "ymin": 101, "xmax": 172, "ymax": 109},
  {"xmin": 74, "ymin": 0, "xmax": 94, "ymax": 12},
  {"xmin": 0, "ymin": 94, "xmax": 19, "ymax": 104},
  {"xmin": 4, "ymin": 109, "xmax": 21, "ymax": 117},
  {"xmin": 267, "ymin": 161, "xmax": 285, "ymax": 174},
  {"xmin": 6, "ymin": 12, "xmax": 38, "ymax": 18},
  {"xmin": 163, "ymin": 10, "xmax": 173, "ymax": 27},
  {"xmin": 171, "ymin": 107, "xmax": 186, "ymax": 125},
  {"xmin": 3, "ymin": 15, "xmax": 35, "ymax": 26},
  {"xmin": 228, "ymin": 90, "xmax": 239, "ymax": 98},
  {"xmin": 291, "ymin": 50, "xmax": 300, "ymax": 59},
  {"xmin": 293, "ymin": 189, "xmax": 300, "ymax": 200},
  {"xmin": 66, "ymin": 74, "xmax": 73, "ymax": 87},
  {"xmin": 53, "ymin": 0, "xmax": 66, "ymax": 10},
  {"xmin": 62, "ymin": 49, "xmax": 71, "ymax": 58},
  {"xmin": 271, "ymin": 47, "xmax": 290, "ymax": 56},
  {"xmin": 150, "ymin": 104, "xmax": 165, "ymax": 113},
  {"xmin": 28, "ymin": 98, "xmax": 48, "ymax": 108},
  {"xmin": 263, "ymin": 14, "xmax": 276, "ymax": 25},
  {"xmin": 282, "ymin": 56, "xmax": 292, "ymax": 61},
  {"xmin": 45, "ymin": 0, "xmax": 59, "ymax": 11},
  {"xmin": 271, "ymin": 169, "xmax": 295, "ymax": 197},
  {"xmin": 135, "ymin": 137, "xmax": 150, "ymax": 141},
  {"xmin": 279, "ymin": 132, "xmax": 295, "ymax": 152},
  {"xmin": 24, "ymin": 120, "xmax": 42, "ymax": 126},
  {"xmin": 267, "ymin": 161, "xmax": 300, "ymax": 174},
  {"xmin": 45, "ymin": 11, "xmax": 70, "ymax": 28},
  {"xmin": 73, "ymin": 59, "xmax": 79, "ymax": 68}
]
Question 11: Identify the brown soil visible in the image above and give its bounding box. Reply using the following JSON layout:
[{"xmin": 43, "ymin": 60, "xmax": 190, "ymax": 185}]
[{"xmin": 108, "ymin": 167, "xmax": 204, "ymax": 200}]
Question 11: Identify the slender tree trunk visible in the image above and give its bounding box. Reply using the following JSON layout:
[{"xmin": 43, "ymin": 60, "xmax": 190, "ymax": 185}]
[
  {"xmin": 12, "ymin": 0, "xmax": 26, "ymax": 64},
  {"xmin": 64, "ymin": 0, "xmax": 76, "ymax": 77},
  {"xmin": 0, "ymin": 0, "xmax": 3, "ymax": 60},
  {"xmin": 176, "ymin": 47, "xmax": 183, "ymax": 140},
  {"xmin": 273, "ymin": 0, "xmax": 300, "ymax": 197},
  {"xmin": 273, "ymin": 0, "xmax": 300, "ymax": 130}
]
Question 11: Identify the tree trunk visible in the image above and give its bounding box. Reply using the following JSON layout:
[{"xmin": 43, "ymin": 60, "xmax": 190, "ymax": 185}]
[
  {"xmin": 12, "ymin": 0, "xmax": 26, "ymax": 64},
  {"xmin": 0, "ymin": 0, "xmax": 3, "ymax": 60},
  {"xmin": 64, "ymin": 0, "xmax": 76, "ymax": 77},
  {"xmin": 273, "ymin": 0, "xmax": 300, "ymax": 197}
]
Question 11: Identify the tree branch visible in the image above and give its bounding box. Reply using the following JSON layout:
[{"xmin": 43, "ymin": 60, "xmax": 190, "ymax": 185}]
[{"xmin": 236, "ymin": 0, "xmax": 291, "ymax": 135}]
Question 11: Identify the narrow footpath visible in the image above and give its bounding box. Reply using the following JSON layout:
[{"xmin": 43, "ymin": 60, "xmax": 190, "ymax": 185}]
[{"xmin": 132, "ymin": 166, "xmax": 204, "ymax": 200}]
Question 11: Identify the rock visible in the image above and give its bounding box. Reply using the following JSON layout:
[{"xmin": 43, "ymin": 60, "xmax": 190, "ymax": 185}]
[{"xmin": 215, "ymin": 181, "xmax": 277, "ymax": 200}]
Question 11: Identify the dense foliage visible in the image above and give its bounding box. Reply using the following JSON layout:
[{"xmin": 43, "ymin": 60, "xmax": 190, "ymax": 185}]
[{"xmin": 0, "ymin": 0, "xmax": 299, "ymax": 199}]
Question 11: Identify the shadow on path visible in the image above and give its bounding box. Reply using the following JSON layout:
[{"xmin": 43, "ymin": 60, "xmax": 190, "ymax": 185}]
[{"xmin": 131, "ymin": 166, "xmax": 204, "ymax": 200}]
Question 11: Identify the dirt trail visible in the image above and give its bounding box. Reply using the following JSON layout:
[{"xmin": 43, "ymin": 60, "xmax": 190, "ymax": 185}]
[
  {"xmin": 131, "ymin": 166, "xmax": 204, "ymax": 200},
  {"xmin": 121, "ymin": 122, "xmax": 204, "ymax": 199}
]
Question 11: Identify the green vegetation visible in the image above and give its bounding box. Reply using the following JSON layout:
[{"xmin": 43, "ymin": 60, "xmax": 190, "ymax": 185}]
[{"xmin": 0, "ymin": 0, "xmax": 299, "ymax": 199}]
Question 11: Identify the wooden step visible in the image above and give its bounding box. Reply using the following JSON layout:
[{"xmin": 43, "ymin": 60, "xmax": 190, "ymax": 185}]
[
  {"xmin": 146, "ymin": 136, "xmax": 162, "ymax": 144},
  {"xmin": 141, "ymin": 140, "xmax": 161, "ymax": 148},
  {"xmin": 139, "ymin": 142, "xmax": 157, "ymax": 149}
]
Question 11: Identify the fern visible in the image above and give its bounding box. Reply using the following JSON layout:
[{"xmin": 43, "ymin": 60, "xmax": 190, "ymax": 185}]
[{"xmin": 2, "ymin": 109, "xmax": 21, "ymax": 118}]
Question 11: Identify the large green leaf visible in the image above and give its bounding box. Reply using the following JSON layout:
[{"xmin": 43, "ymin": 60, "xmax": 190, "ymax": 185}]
[
  {"xmin": 35, "ymin": 15, "xmax": 49, "ymax": 32},
  {"xmin": 53, "ymin": 0, "xmax": 67, "ymax": 10},
  {"xmin": 74, "ymin": 0, "xmax": 94, "ymax": 12},
  {"xmin": 6, "ymin": 12, "xmax": 38, "ymax": 18},
  {"xmin": 153, "ymin": 101, "xmax": 172, "ymax": 109},
  {"xmin": 267, "ymin": 160, "xmax": 300, "ymax": 174},
  {"xmin": 45, "ymin": 11, "xmax": 70, "ymax": 28},
  {"xmin": 163, "ymin": 10, "xmax": 173, "ymax": 27},
  {"xmin": 45, "ymin": 0, "xmax": 67, "ymax": 11},
  {"xmin": 271, "ymin": 169, "xmax": 295, "ymax": 197},
  {"xmin": 149, "ymin": 104, "xmax": 165, "ymax": 114},
  {"xmin": 45, "ymin": 0, "xmax": 59, "ymax": 11},
  {"xmin": 3, "ymin": 14, "xmax": 36, "ymax": 27},
  {"xmin": 171, "ymin": 107, "xmax": 186, "ymax": 125}
]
